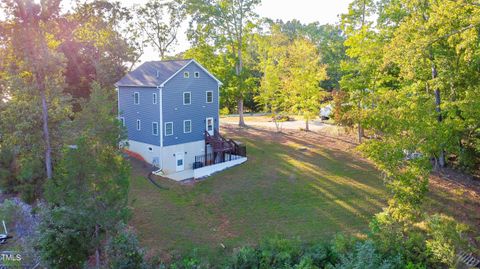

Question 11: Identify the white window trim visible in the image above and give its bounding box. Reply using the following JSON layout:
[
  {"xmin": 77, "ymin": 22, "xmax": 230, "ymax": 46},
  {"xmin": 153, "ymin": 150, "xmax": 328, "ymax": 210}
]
[
  {"xmin": 206, "ymin": 117, "xmax": 214, "ymax": 132},
  {"xmin": 206, "ymin": 91, "xmax": 213, "ymax": 103},
  {"xmin": 152, "ymin": 122, "xmax": 159, "ymax": 136},
  {"xmin": 136, "ymin": 119, "xmax": 141, "ymax": 131},
  {"xmin": 119, "ymin": 117, "xmax": 125, "ymax": 127},
  {"xmin": 183, "ymin": 120, "xmax": 192, "ymax": 133},
  {"xmin": 153, "ymin": 93, "xmax": 157, "ymax": 104},
  {"xmin": 183, "ymin": 71, "xmax": 190, "ymax": 78},
  {"xmin": 183, "ymin": 91, "xmax": 191, "ymax": 105},
  {"xmin": 165, "ymin": 122, "xmax": 173, "ymax": 136},
  {"xmin": 134, "ymin": 92, "xmax": 140, "ymax": 105},
  {"xmin": 194, "ymin": 71, "xmax": 200, "ymax": 78}
]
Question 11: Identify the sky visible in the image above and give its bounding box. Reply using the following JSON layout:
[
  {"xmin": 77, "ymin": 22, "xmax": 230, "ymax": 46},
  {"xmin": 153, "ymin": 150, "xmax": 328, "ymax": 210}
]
[{"xmin": 120, "ymin": 0, "xmax": 353, "ymax": 62}]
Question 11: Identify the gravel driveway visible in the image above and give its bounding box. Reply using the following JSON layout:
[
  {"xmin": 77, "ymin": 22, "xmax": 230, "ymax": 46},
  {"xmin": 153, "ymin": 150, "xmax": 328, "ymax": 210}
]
[{"xmin": 223, "ymin": 118, "xmax": 329, "ymax": 132}]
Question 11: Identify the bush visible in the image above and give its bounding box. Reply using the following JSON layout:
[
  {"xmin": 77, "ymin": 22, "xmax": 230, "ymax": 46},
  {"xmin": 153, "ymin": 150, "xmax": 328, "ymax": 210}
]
[
  {"xmin": 336, "ymin": 240, "xmax": 403, "ymax": 269},
  {"xmin": 258, "ymin": 237, "xmax": 303, "ymax": 268},
  {"xmin": 424, "ymin": 214, "xmax": 468, "ymax": 268},
  {"xmin": 220, "ymin": 107, "xmax": 230, "ymax": 116},
  {"xmin": 105, "ymin": 224, "xmax": 146, "ymax": 269},
  {"xmin": 230, "ymin": 246, "xmax": 259, "ymax": 269}
]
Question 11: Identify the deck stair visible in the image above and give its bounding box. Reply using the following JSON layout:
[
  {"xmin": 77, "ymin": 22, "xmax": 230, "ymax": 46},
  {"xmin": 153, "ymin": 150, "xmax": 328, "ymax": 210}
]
[{"xmin": 205, "ymin": 129, "xmax": 241, "ymax": 155}]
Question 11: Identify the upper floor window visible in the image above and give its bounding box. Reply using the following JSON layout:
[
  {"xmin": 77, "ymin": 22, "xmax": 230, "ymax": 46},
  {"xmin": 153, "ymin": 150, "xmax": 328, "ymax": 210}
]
[
  {"xmin": 136, "ymin": 119, "xmax": 141, "ymax": 131},
  {"xmin": 194, "ymin": 72, "xmax": 200, "ymax": 78},
  {"xmin": 183, "ymin": 71, "xmax": 190, "ymax": 78},
  {"xmin": 152, "ymin": 122, "xmax": 159, "ymax": 136},
  {"xmin": 134, "ymin": 92, "xmax": 140, "ymax": 105},
  {"xmin": 165, "ymin": 122, "xmax": 173, "ymax": 136},
  {"xmin": 183, "ymin": 92, "xmax": 191, "ymax": 105},
  {"xmin": 206, "ymin": 91, "xmax": 213, "ymax": 103},
  {"xmin": 153, "ymin": 93, "xmax": 157, "ymax": 104},
  {"xmin": 119, "ymin": 117, "xmax": 125, "ymax": 127},
  {"xmin": 184, "ymin": 120, "xmax": 192, "ymax": 133}
]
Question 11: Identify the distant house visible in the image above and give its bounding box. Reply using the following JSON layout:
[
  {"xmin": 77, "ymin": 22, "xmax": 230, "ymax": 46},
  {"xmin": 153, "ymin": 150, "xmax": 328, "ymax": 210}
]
[{"xmin": 116, "ymin": 59, "xmax": 247, "ymax": 181}]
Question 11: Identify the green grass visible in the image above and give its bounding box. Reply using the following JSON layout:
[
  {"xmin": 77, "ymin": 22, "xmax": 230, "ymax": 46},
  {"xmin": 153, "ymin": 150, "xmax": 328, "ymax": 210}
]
[{"xmin": 128, "ymin": 126, "xmax": 388, "ymax": 262}]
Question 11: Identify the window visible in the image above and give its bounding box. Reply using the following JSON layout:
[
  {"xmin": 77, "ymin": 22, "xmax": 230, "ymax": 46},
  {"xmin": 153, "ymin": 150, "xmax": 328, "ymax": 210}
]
[
  {"xmin": 152, "ymin": 122, "xmax": 159, "ymax": 136},
  {"xmin": 136, "ymin": 119, "xmax": 141, "ymax": 131},
  {"xmin": 165, "ymin": 122, "xmax": 173, "ymax": 136},
  {"xmin": 206, "ymin": 117, "xmax": 213, "ymax": 132},
  {"xmin": 119, "ymin": 117, "xmax": 125, "ymax": 126},
  {"xmin": 184, "ymin": 120, "xmax": 192, "ymax": 133},
  {"xmin": 184, "ymin": 71, "xmax": 190, "ymax": 78},
  {"xmin": 153, "ymin": 93, "xmax": 157, "ymax": 104},
  {"xmin": 183, "ymin": 92, "xmax": 191, "ymax": 105},
  {"xmin": 177, "ymin": 159, "xmax": 183, "ymax": 166},
  {"xmin": 134, "ymin": 92, "xmax": 140, "ymax": 105},
  {"xmin": 194, "ymin": 72, "xmax": 200, "ymax": 78},
  {"xmin": 206, "ymin": 91, "xmax": 213, "ymax": 103}
]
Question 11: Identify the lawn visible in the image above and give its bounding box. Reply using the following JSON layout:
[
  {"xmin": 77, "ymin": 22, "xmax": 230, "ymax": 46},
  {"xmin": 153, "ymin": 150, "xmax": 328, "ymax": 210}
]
[{"xmin": 128, "ymin": 125, "xmax": 389, "ymax": 262}]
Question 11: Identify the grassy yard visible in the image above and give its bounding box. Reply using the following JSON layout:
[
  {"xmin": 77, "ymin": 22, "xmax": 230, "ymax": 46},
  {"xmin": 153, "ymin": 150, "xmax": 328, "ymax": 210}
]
[{"xmin": 129, "ymin": 125, "xmax": 389, "ymax": 262}]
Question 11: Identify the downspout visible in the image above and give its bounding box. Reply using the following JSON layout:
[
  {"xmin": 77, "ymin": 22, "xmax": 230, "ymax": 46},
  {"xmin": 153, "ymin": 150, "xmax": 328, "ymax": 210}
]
[{"xmin": 158, "ymin": 85, "xmax": 164, "ymax": 170}]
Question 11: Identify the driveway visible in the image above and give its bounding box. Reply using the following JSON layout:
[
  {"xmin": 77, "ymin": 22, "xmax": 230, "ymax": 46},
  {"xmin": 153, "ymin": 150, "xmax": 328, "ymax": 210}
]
[{"xmin": 223, "ymin": 118, "xmax": 329, "ymax": 132}]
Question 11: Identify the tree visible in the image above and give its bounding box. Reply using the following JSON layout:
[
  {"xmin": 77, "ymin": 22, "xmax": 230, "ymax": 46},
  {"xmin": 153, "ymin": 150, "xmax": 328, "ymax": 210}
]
[
  {"xmin": 283, "ymin": 38, "xmax": 327, "ymax": 131},
  {"xmin": 275, "ymin": 20, "xmax": 347, "ymax": 91},
  {"xmin": 59, "ymin": 0, "xmax": 138, "ymax": 103},
  {"xmin": 41, "ymin": 83, "xmax": 130, "ymax": 268},
  {"xmin": 135, "ymin": 0, "xmax": 185, "ymax": 60},
  {"xmin": 187, "ymin": 0, "xmax": 261, "ymax": 126},
  {"xmin": 255, "ymin": 25, "xmax": 289, "ymax": 132},
  {"xmin": 2, "ymin": 0, "xmax": 64, "ymax": 179}
]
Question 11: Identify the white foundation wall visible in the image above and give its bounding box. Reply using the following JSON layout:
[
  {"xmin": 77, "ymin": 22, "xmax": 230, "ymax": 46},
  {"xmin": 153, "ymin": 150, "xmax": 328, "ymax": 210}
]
[
  {"xmin": 194, "ymin": 157, "xmax": 247, "ymax": 179},
  {"xmin": 127, "ymin": 140, "xmax": 161, "ymax": 165},
  {"xmin": 161, "ymin": 140, "xmax": 205, "ymax": 175}
]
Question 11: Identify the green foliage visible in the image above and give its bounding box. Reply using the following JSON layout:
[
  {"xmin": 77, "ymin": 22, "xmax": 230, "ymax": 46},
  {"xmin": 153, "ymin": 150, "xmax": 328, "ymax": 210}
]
[
  {"xmin": 37, "ymin": 205, "xmax": 92, "ymax": 269},
  {"xmin": 37, "ymin": 81, "xmax": 130, "ymax": 267},
  {"xmin": 369, "ymin": 211, "xmax": 469, "ymax": 268},
  {"xmin": 336, "ymin": 240, "xmax": 403, "ymax": 269},
  {"xmin": 424, "ymin": 214, "xmax": 469, "ymax": 268},
  {"xmin": 105, "ymin": 223, "xmax": 146, "ymax": 269}
]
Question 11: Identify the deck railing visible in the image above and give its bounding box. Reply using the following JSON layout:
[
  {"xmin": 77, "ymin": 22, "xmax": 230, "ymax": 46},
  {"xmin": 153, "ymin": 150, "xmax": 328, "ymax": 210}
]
[{"xmin": 193, "ymin": 152, "xmax": 244, "ymax": 169}]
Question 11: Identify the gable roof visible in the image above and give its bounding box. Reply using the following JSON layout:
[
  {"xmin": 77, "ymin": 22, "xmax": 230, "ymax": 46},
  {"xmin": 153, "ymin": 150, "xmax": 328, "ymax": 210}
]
[{"xmin": 115, "ymin": 59, "xmax": 222, "ymax": 87}]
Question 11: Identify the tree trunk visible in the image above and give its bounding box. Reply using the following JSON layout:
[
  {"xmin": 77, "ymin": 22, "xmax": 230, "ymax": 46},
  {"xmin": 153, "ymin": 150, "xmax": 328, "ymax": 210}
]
[
  {"xmin": 305, "ymin": 119, "xmax": 309, "ymax": 131},
  {"xmin": 357, "ymin": 100, "xmax": 363, "ymax": 143},
  {"xmin": 432, "ymin": 62, "xmax": 446, "ymax": 167},
  {"xmin": 238, "ymin": 98, "xmax": 245, "ymax": 126},
  {"xmin": 237, "ymin": 37, "xmax": 245, "ymax": 127},
  {"xmin": 95, "ymin": 224, "xmax": 100, "ymax": 269},
  {"xmin": 358, "ymin": 124, "xmax": 364, "ymax": 143},
  {"xmin": 36, "ymin": 72, "xmax": 53, "ymax": 179}
]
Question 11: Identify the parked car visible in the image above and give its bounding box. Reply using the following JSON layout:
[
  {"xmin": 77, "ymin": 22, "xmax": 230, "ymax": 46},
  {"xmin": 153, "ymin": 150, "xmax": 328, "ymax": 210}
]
[{"xmin": 320, "ymin": 104, "xmax": 333, "ymax": 120}]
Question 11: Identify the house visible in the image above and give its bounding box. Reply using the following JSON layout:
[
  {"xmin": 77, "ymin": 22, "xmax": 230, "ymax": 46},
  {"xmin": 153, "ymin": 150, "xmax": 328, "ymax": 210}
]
[{"xmin": 115, "ymin": 59, "xmax": 247, "ymax": 181}]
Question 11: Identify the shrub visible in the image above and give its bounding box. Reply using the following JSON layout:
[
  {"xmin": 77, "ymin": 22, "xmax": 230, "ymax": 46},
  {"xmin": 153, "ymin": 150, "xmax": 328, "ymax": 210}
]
[
  {"xmin": 259, "ymin": 237, "xmax": 303, "ymax": 268},
  {"xmin": 220, "ymin": 107, "xmax": 230, "ymax": 116},
  {"xmin": 230, "ymin": 246, "xmax": 259, "ymax": 269},
  {"xmin": 336, "ymin": 240, "xmax": 403, "ymax": 269},
  {"xmin": 105, "ymin": 223, "xmax": 146, "ymax": 269},
  {"xmin": 424, "ymin": 214, "xmax": 468, "ymax": 268}
]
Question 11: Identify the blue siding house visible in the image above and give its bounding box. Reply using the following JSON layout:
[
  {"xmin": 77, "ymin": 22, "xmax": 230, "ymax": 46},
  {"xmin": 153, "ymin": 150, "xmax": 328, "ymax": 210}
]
[{"xmin": 116, "ymin": 59, "xmax": 246, "ymax": 180}]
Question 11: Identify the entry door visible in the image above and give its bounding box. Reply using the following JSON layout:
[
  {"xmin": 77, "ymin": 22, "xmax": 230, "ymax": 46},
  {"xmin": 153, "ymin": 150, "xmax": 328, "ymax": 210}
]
[
  {"xmin": 175, "ymin": 152, "xmax": 184, "ymax": 172},
  {"xmin": 206, "ymin": 117, "xmax": 214, "ymax": 135}
]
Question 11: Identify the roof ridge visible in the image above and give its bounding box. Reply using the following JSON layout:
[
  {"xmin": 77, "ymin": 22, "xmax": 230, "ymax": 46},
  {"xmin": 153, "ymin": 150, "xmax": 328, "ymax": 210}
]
[{"xmin": 147, "ymin": 59, "xmax": 192, "ymax": 63}]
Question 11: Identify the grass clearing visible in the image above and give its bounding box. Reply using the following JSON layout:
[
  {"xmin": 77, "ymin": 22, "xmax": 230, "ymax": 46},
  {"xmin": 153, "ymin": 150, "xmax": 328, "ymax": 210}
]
[{"xmin": 129, "ymin": 125, "xmax": 389, "ymax": 262}]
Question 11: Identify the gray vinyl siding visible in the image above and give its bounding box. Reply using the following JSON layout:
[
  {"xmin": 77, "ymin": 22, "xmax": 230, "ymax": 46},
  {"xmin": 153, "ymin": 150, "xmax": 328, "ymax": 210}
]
[
  {"xmin": 162, "ymin": 62, "xmax": 219, "ymax": 146},
  {"xmin": 118, "ymin": 86, "xmax": 160, "ymax": 146}
]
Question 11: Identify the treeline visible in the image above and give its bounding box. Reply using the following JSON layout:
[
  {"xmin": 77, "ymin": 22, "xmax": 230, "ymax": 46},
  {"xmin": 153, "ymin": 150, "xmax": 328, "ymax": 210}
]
[{"xmin": 0, "ymin": 0, "xmax": 479, "ymax": 268}]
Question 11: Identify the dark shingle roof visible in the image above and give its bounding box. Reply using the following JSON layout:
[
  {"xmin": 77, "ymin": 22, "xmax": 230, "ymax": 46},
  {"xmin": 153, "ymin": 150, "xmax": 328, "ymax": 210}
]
[{"xmin": 115, "ymin": 59, "xmax": 192, "ymax": 87}]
